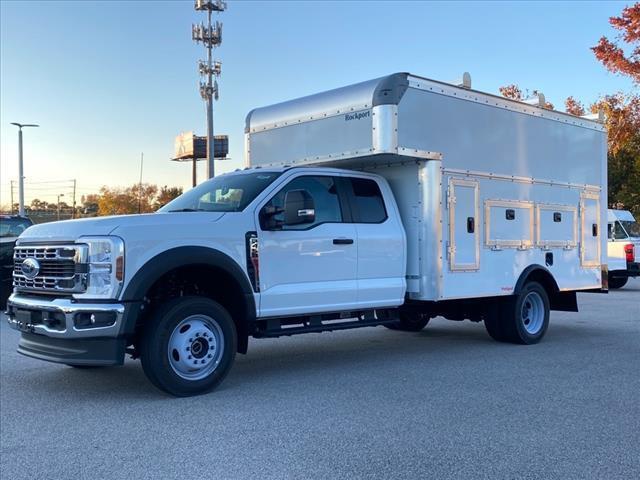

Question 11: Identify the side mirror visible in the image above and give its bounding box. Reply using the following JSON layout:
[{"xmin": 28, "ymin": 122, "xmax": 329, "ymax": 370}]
[
  {"xmin": 284, "ymin": 189, "xmax": 315, "ymax": 226},
  {"xmin": 259, "ymin": 205, "xmax": 284, "ymax": 231}
]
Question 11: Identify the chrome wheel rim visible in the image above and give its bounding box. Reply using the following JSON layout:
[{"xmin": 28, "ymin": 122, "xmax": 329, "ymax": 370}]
[
  {"xmin": 168, "ymin": 314, "xmax": 224, "ymax": 381},
  {"xmin": 521, "ymin": 291, "xmax": 544, "ymax": 335}
]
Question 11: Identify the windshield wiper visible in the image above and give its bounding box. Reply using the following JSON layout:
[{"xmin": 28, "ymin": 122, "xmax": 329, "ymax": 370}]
[{"xmin": 166, "ymin": 208, "xmax": 206, "ymax": 212}]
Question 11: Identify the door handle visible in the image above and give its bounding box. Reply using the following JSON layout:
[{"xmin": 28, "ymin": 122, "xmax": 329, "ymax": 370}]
[{"xmin": 333, "ymin": 238, "xmax": 354, "ymax": 245}]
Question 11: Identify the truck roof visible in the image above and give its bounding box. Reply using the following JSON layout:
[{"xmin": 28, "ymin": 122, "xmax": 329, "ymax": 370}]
[
  {"xmin": 608, "ymin": 209, "xmax": 636, "ymax": 222},
  {"xmin": 245, "ymin": 72, "xmax": 605, "ymax": 135}
]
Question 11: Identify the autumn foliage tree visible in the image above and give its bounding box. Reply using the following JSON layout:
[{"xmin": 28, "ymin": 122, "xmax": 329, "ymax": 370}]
[
  {"xmin": 591, "ymin": 3, "xmax": 640, "ymax": 84},
  {"xmin": 498, "ymin": 84, "xmax": 555, "ymax": 109},
  {"xmin": 98, "ymin": 184, "xmax": 153, "ymax": 216}
]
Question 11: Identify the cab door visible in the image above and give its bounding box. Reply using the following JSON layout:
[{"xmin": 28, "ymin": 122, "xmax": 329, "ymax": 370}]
[{"xmin": 256, "ymin": 174, "xmax": 358, "ymax": 317}]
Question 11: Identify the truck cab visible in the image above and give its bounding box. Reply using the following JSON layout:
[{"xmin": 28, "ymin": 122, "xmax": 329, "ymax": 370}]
[{"xmin": 607, "ymin": 209, "xmax": 639, "ymax": 289}]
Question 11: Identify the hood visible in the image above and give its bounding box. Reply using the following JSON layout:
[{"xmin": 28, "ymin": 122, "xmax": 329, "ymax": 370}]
[{"xmin": 18, "ymin": 212, "xmax": 226, "ymax": 244}]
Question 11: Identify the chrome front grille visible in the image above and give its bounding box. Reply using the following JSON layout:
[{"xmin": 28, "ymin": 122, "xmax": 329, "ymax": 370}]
[
  {"xmin": 13, "ymin": 245, "xmax": 88, "ymax": 294},
  {"xmin": 14, "ymin": 259, "xmax": 76, "ymax": 278}
]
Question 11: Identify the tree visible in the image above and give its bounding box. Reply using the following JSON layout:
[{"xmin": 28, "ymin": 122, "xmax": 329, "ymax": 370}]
[
  {"xmin": 98, "ymin": 184, "xmax": 157, "ymax": 216},
  {"xmin": 607, "ymin": 133, "xmax": 640, "ymax": 214},
  {"xmin": 154, "ymin": 186, "xmax": 183, "ymax": 210},
  {"xmin": 564, "ymin": 96, "xmax": 586, "ymax": 116},
  {"xmin": 591, "ymin": 93, "xmax": 640, "ymax": 155},
  {"xmin": 498, "ymin": 84, "xmax": 522, "ymax": 100},
  {"xmin": 30, "ymin": 199, "xmax": 49, "ymax": 211},
  {"xmin": 591, "ymin": 3, "xmax": 640, "ymax": 84},
  {"xmin": 498, "ymin": 84, "xmax": 555, "ymax": 109},
  {"xmin": 97, "ymin": 183, "xmax": 185, "ymax": 216}
]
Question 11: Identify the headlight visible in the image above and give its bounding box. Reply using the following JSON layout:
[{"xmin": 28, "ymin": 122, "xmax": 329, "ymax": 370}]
[{"xmin": 74, "ymin": 236, "xmax": 125, "ymax": 300}]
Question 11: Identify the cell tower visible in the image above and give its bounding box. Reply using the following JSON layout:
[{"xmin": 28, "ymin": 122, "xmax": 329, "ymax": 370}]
[{"xmin": 192, "ymin": 0, "xmax": 226, "ymax": 179}]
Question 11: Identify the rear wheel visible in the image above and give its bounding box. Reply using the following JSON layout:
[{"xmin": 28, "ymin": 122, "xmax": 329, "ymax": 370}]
[
  {"xmin": 485, "ymin": 281, "xmax": 550, "ymax": 345},
  {"xmin": 140, "ymin": 296, "xmax": 237, "ymax": 397},
  {"xmin": 608, "ymin": 275, "xmax": 628, "ymax": 290},
  {"xmin": 385, "ymin": 309, "xmax": 430, "ymax": 332}
]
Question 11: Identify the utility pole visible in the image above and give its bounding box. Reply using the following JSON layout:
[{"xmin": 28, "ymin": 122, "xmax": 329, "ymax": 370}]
[
  {"xmin": 57, "ymin": 193, "xmax": 64, "ymax": 220},
  {"xmin": 10, "ymin": 181, "xmax": 14, "ymax": 214},
  {"xmin": 10, "ymin": 122, "xmax": 39, "ymax": 216},
  {"xmin": 72, "ymin": 179, "xmax": 77, "ymax": 219},
  {"xmin": 193, "ymin": 0, "xmax": 225, "ymax": 179},
  {"xmin": 138, "ymin": 152, "xmax": 144, "ymax": 214}
]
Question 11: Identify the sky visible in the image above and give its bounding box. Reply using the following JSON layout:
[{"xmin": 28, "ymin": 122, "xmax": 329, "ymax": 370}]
[{"xmin": 0, "ymin": 0, "xmax": 635, "ymax": 208}]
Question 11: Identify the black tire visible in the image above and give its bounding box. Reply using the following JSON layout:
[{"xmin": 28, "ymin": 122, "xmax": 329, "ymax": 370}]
[
  {"xmin": 484, "ymin": 302, "xmax": 508, "ymax": 342},
  {"xmin": 140, "ymin": 296, "xmax": 237, "ymax": 397},
  {"xmin": 385, "ymin": 309, "xmax": 430, "ymax": 332},
  {"xmin": 608, "ymin": 275, "xmax": 628, "ymax": 290},
  {"xmin": 485, "ymin": 281, "xmax": 550, "ymax": 345}
]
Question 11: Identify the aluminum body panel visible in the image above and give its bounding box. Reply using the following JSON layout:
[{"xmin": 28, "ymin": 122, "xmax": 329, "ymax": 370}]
[
  {"xmin": 397, "ymin": 87, "xmax": 605, "ymax": 187},
  {"xmin": 248, "ymin": 108, "xmax": 374, "ymax": 167},
  {"xmin": 440, "ymin": 172, "xmax": 601, "ymax": 300},
  {"xmin": 371, "ymin": 104, "xmax": 398, "ymax": 154},
  {"xmin": 246, "ymin": 77, "xmax": 383, "ymax": 133},
  {"xmin": 365, "ymin": 159, "xmax": 442, "ymax": 301}
]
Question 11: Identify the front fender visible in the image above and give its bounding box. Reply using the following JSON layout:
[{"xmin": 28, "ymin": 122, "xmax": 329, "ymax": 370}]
[{"xmin": 119, "ymin": 246, "xmax": 256, "ymax": 337}]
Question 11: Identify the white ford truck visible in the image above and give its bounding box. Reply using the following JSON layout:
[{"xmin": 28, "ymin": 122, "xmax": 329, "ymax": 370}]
[
  {"xmin": 607, "ymin": 209, "xmax": 639, "ymax": 289},
  {"xmin": 7, "ymin": 73, "xmax": 608, "ymax": 396}
]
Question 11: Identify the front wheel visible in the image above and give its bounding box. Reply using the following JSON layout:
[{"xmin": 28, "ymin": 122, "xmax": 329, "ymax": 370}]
[
  {"xmin": 140, "ymin": 296, "xmax": 237, "ymax": 397},
  {"xmin": 485, "ymin": 281, "xmax": 549, "ymax": 345},
  {"xmin": 608, "ymin": 275, "xmax": 628, "ymax": 290}
]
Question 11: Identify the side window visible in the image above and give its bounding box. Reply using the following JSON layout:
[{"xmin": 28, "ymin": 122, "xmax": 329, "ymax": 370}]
[
  {"xmin": 613, "ymin": 221, "xmax": 628, "ymax": 239},
  {"xmin": 266, "ymin": 176, "xmax": 342, "ymax": 230},
  {"xmin": 349, "ymin": 178, "xmax": 387, "ymax": 223}
]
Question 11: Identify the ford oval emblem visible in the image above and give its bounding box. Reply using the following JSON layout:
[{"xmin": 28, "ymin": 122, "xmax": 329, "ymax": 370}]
[{"xmin": 21, "ymin": 258, "xmax": 40, "ymax": 279}]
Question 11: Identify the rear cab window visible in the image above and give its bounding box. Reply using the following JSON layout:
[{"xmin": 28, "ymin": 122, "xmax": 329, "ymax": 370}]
[{"xmin": 347, "ymin": 177, "xmax": 387, "ymax": 224}]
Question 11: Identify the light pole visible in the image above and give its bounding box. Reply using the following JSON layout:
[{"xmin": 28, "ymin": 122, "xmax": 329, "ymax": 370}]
[
  {"xmin": 10, "ymin": 122, "xmax": 39, "ymax": 217},
  {"xmin": 57, "ymin": 194, "xmax": 64, "ymax": 220}
]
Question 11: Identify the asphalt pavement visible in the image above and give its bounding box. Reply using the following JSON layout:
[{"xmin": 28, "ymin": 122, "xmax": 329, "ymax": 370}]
[{"xmin": 1, "ymin": 281, "xmax": 639, "ymax": 479}]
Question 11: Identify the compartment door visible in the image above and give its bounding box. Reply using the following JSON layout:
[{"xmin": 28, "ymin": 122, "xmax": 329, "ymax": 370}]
[
  {"xmin": 580, "ymin": 192, "xmax": 601, "ymax": 267},
  {"xmin": 447, "ymin": 178, "xmax": 480, "ymax": 271}
]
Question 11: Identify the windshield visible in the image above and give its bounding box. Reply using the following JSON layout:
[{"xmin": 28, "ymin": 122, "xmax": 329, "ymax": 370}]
[
  {"xmin": 621, "ymin": 220, "xmax": 640, "ymax": 237},
  {"xmin": 0, "ymin": 218, "xmax": 32, "ymax": 238},
  {"xmin": 159, "ymin": 171, "xmax": 282, "ymax": 213}
]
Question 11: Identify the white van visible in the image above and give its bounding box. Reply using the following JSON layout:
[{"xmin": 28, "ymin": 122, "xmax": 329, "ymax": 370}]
[{"xmin": 607, "ymin": 209, "xmax": 639, "ymax": 289}]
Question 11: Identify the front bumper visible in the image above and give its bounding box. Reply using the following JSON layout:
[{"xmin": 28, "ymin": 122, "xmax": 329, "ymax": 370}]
[{"xmin": 5, "ymin": 293, "xmax": 126, "ymax": 365}]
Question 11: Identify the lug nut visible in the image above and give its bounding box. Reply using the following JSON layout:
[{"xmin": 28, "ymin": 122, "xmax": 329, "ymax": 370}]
[{"xmin": 188, "ymin": 355, "xmax": 192, "ymax": 360}]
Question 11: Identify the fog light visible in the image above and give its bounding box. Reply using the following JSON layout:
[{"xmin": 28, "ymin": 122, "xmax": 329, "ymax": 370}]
[{"xmin": 74, "ymin": 312, "xmax": 116, "ymax": 329}]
